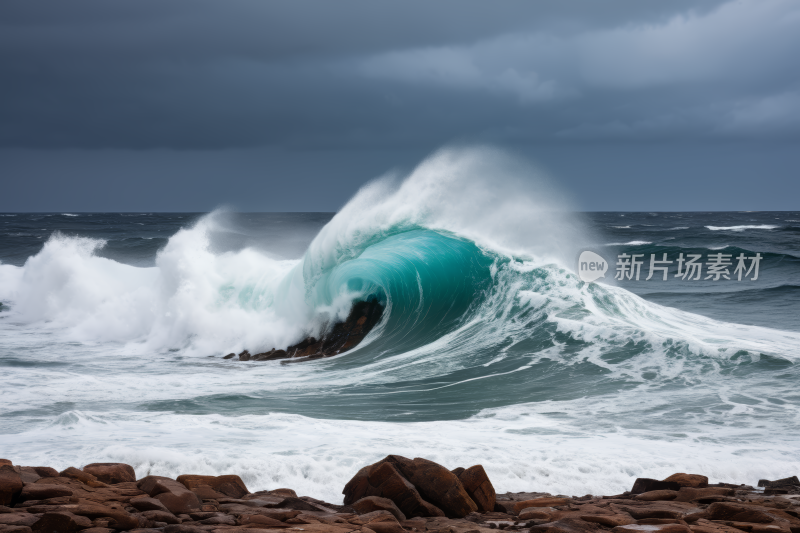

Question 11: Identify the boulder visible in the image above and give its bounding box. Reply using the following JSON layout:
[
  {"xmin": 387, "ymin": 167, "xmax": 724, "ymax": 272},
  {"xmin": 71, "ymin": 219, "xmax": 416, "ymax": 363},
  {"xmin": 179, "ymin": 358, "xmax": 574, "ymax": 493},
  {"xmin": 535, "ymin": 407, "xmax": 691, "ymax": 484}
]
[
  {"xmin": 83, "ymin": 463, "xmax": 137, "ymax": 485},
  {"xmin": 140, "ymin": 510, "xmax": 179, "ymax": 524},
  {"xmin": 59, "ymin": 467, "xmax": 105, "ymax": 488},
  {"xmin": 129, "ymin": 496, "xmax": 171, "ymax": 513},
  {"xmin": 351, "ymin": 496, "xmax": 406, "ymax": 522},
  {"xmin": 237, "ymin": 514, "xmax": 292, "ymax": 527},
  {"xmin": 0, "ymin": 465, "xmax": 23, "ymax": 506},
  {"xmin": 457, "ymin": 465, "xmax": 496, "ymax": 513},
  {"xmin": 391, "ymin": 457, "xmax": 477, "ymax": 518},
  {"xmin": 580, "ymin": 514, "xmax": 636, "ymax": 527},
  {"xmin": 31, "ymin": 468, "xmax": 58, "ymax": 479},
  {"xmin": 0, "ymin": 460, "xmax": 11, "ymax": 467},
  {"xmin": 758, "ymin": 477, "xmax": 800, "ymax": 489},
  {"xmin": 631, "ymin": 478, "xmax": 682, "ymax": 495},
  {"xmin": 0, "ymin": 513, "xmax": 40, "ymax": 527},
  {"xmin": 31, "ymin": 511, "xmax": 92, "ymax": 533},
  {"xmin": 663, "ymin": 474, "xmax": 708, "ymax": 488},
  {"xmin": 520, "ymin": 508, "xmax": 556, "ymax": 520},
  {"xmin": 19, "ymin": 485, "xmax": 73, "ymax": 501},
  {"xmin": 530, "ymin": 517, "xmax": 607, "ymax": 533},
  {"xmin": 674, "ymin": 487, "xmax": 735, "ymax": 503},
  {"xmin": 705, "ymin": 502, "xmax": 775, "ymax": 523},
  {"xmin": 136, "ymin": 476, "xmax": 201, "ymax": 515},
  {"xmin": 176, "ymin": 474, "xmax": 248, "ymax": 499}
]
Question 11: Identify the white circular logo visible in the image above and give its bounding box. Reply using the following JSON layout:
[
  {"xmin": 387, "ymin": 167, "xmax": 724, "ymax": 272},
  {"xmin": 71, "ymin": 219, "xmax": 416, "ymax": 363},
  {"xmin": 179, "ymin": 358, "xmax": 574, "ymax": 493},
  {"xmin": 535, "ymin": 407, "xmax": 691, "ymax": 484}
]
[{"xmin": 578, "ymin": 251, "xmax": 608, "ymax": 282}]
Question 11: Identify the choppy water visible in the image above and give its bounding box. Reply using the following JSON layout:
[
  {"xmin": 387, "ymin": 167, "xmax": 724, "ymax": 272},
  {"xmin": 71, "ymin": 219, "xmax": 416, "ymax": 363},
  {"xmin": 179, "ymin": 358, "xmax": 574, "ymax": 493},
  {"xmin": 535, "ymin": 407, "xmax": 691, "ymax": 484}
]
[{"xmin": 1, "ymin": 149, "xmax": 799, "ymax": 502}]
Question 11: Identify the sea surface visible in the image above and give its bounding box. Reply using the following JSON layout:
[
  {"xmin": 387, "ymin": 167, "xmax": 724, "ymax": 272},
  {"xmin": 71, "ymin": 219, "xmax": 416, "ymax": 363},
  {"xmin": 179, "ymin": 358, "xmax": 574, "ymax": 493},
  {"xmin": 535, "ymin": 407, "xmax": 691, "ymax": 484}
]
[{"xmin": 1, "ymin": 152, "xmax": 799, "ymax": 502}]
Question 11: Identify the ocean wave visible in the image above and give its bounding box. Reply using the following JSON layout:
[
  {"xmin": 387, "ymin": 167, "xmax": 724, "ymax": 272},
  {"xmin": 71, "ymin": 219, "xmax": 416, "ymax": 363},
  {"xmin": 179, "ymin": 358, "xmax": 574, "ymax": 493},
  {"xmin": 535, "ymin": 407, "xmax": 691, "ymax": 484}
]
[
  {"xmin": 706, "ymin": 225, "xmax": 779, "ymax": 231},
  {"xmin": 605, "ymin": 240, "xmax": 652, "ymax": 245}
]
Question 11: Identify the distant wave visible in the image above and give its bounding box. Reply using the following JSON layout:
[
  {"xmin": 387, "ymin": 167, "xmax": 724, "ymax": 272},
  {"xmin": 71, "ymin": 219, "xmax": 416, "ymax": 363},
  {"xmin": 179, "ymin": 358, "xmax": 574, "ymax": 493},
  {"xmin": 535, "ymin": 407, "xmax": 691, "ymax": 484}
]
[
  {"xmin": 611, "ymin": 225, "xmax": 631, "ymax": 229},
  {"xmin": 606, "ymin": 240, "xmax": 652, "ymax": 245},
  {"xmin": 706, "ymin": 225, "xmax": 778, "ymax": 232},
  {"xmin": 62, "ymin": 214, "xmax": 79, "ymax": 217}
]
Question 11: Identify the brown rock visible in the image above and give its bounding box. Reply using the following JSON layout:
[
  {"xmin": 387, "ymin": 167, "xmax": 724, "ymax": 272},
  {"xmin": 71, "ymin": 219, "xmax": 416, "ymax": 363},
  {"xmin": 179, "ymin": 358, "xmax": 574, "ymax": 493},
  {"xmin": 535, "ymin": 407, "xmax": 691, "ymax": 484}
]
[
  {"xmin": 581, "ymin": 514, "xmax": 636, "ymax": 527},
  {"xmin": 32, "ymin": 511, "xmax": 92, "ymax": 533},
  {"xmin": 73, "ymin": 503, "xmax": 139, "ymax": 531},
  {"xmin": 188, "ymin": 484, "xmax": 226, "ymax": 500},
  {"xmin": 238, "ymin": 514, "xmax": 292, "ymax": 528},
  {"xmin": 176, "ymin": 474, "xmax": 249, "ymax": 499},
  {"xmin": 705, "ymin": 503, "xmax": 775, "ymax": 524},
  {"xmin": 392, "ymin": 457, "xmax": 477, "ymax": 518},
  {"xmin": 675, "ymin": 488, "xmax": 735, "ymax": 503},
  {"xmin": 83, "ymin": 463, "xmax": 137, "ymax": 485},
  {"xmin": 613, "ymin": 525, "xmax": 691, "ymax": 533},
  {"xmin": 59, "ymin": 467, "xmax": 106, "ymax": 488},
  {"xmin": 513, "ymin": 498, "xmax": 571, "ymax": 514},
  {"xmin": 618, "ymin": 503, "xmax": 702, "ymax": 520},
  {"xmin": 457, "ymin": 465, "xmax": 496, "ymax": 513},
  {"xmin": 520, "ymin": 508, "xmax": 556, "ymax": 520},
  {"xmin": 140, "ymin": 510, "xmax": 179, "ymax": 524},
  {"xmin": 632, "ymin": 479, "xmax": 683, "ymax": 495},
  {"xmin": 758, "ymin": 477, "xmax": 800, "ymax": 489},
  {"xmin": 31, "ymin": 468, "xmax": 58, "ymax": 480},
  {"xmin": 351, "ymin": 496, "xmax": 406, "ymax": 522},
  {"xmin": 129, "ymin": 496, "xmax": 171, "ymax": 513},
  {"xmin": 530, "ymin": 517, "xmax": 607, "ymax": 533},
  {"xmin": 636, "ymin": 491, "xmax": 680, "ymax": 502},
  {"xmin": 19, "ymin": 485, "xmax": 73, "ymax": 501},
  {"xmin": 0, "ymin": 513, "xmax": 40, "ymax": 527},
  {"xmin": 0, "ymin": 460, "xmax": 11, "ymax": 467},
  {"xmin": 663, "ymin": 474, "xmax": 709, "ymax": 489},
  {"xmin": 136, "ymin": 476, "xmax": 201, "ymax": 515},
  {"xmin": 0, "ymin": 465, "xmax": 23, "ymax": 506}
]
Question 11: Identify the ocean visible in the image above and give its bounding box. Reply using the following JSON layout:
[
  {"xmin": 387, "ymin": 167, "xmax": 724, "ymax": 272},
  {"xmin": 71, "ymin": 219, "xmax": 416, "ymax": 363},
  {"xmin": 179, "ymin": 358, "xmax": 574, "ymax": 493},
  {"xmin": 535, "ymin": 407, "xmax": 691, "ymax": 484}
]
[{"xmin": 1, "ymin": 151, "xmax": 799, "ymax": 503}]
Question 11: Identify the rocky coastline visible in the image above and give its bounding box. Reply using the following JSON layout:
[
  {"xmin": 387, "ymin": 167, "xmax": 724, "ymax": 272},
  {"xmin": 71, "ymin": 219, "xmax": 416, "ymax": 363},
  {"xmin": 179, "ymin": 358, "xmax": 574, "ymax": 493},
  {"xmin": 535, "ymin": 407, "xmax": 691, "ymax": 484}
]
[
  {"xmin": 2, "ymin": 456, "xmax": 799, "ymax": 533},
  {"xmin": 224, "ymin": 298, "xmax": 384, "ymax": 363}
]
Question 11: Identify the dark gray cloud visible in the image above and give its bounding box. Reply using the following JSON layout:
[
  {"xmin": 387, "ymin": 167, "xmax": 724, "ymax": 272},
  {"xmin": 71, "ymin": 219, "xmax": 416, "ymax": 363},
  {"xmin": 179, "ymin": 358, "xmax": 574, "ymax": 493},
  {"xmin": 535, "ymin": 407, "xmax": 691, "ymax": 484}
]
[{"xmin": 0, "ymin": 0, "xmax": 798, "ymax": 211}]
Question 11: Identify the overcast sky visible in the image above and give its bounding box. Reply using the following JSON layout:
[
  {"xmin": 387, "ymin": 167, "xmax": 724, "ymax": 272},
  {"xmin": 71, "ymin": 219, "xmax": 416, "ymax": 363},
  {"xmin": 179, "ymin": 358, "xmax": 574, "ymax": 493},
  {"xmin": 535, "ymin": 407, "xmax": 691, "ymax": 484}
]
[{"xmin": 1, "ymin": 0, "xmax": 798, "ymax": 211}]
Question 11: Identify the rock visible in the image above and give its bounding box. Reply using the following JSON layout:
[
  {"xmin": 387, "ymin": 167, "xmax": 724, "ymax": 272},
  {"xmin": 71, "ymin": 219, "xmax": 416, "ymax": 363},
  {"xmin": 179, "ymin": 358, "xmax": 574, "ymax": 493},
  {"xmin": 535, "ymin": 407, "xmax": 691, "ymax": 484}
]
[
  {"xmin": 31, "ymin": 511, "xmax": 92, "ymax": 533},
  {"xmin": 451, "ymin": 468, "xmax": 465, "ymax": 477},
  {"xmin": 72, "ymin": 503, "xmax": 140, "ymax": 531},
  {"xmin": 188, "ymin": 485, "xmax": 226, "ymax": 500},
  {"xmin": 513, "ymin": 498, "xmax": 571, "ymax": 514},
  {"xmin": 31, "ymin": 468, "xmax": 58, "ymax": 480},
  {"xmin": 635, "ymin": 490, "xmax": 679, "ymax": 502},
  {"xmin": 82, "ymin": 463, "xmax": 137, "ymax": 484},
  {"xmin": 631, "ymin": 479, "xmax": 683, "ymax": 495},
  {"xmin": 18, "ymin": 485, "xmax": 73, "ymax": 501},
  {"xmin": 530, "ymin": 517, "xmax": 607, "ymax": 533},
  {"xmin": 705, "ymin": 503, "xmax": 775, "ymax": 523},
  {"xmin": 176, "ymin": 474, "xmax": 249, "ymax": 499},
  {"xmin": 675, "ymin": 487, "xmax": 735, "ymax": 503},
  {"xmin": 343, "ymin": 459, "xmax": 444, "ymax": 518},
  {"xmin": 136, "ymin": 476, "xmax": 201, "ymax": 515},
  {"xmin": 392, "ymin": 457, "xmax": 477, "ymax": 518},
  {"xmin": 519, "ymin": 508, "xmax": 556, "ymax": 520},
  {"xmin": 617, "ymin": 502, "xmax": 701, "ymax": 520},
  {"xmin": 580, "ymin": 514, "xmax": 636, "ymax": 527},
  {"xmin": 613, "ymin": 525, "xmax": 691, "ymax": 533},
  {"xmin": 163, "ymin": 525, "xmax": 207, "ymax": 533},
  {"xmin": 58, "ymin": 467, "xmax": 106, "ymax": 488},
  {"xmin": 140, "ymin": 510, "xmax": 179, "ymax": 524},
  {"xmin": 222, "ymin": 353, "xmax": 235, "ymax": 359},
  {"xmin": 758, "ymin": 477, "xmax": 800, "ymax": 489},
  {"xmin": 129, "ymin": 496, "xmax": 171, "ymax": 513},
  {"xmin": 238, "ymin": 514, "xmax": 293, "ymax": 527},
  {"xmin": 663, "ymin": 474, "xmax": 709, "ymax": 489},
  {"xmin": 238, "ymin": 350, "xmax": 251, "ymax": 361},
  {"xmin": 351, "ymin": 496, "xmax": 406, "ymax": 522},
  {"xmin": 0, "ymin": 465, "xmax": 23, "ymax": 506},
  {"xmin": 0, "ymin": 461, "xmax": 11, "ymax": 467},
  {"xmin": 457, "ymin": 465, "xmax": 496, "ymax": 513},
  {"xmin": 0, "ymin": 514, "xmax": 40, "ymax": 527}
]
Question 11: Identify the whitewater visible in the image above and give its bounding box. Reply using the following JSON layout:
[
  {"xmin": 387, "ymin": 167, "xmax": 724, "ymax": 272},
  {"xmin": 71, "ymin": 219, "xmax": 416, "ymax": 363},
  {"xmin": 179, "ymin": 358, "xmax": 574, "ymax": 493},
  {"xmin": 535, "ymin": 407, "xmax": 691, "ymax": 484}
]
[{"xmin": 1, "ymin": 148, "xmax": 800, "ymax": 503}]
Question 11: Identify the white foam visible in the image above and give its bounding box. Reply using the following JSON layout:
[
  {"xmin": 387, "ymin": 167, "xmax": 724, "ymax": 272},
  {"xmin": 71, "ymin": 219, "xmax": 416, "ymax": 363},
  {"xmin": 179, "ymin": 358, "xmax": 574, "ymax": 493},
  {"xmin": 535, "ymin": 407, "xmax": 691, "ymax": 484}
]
[
  {"xmin": 706, "ymin": 225, "xmax": 778, "ymax": 231},
  {"xmin": 605, "ymin": 241, "xmax": 652, "ymax": 245}
]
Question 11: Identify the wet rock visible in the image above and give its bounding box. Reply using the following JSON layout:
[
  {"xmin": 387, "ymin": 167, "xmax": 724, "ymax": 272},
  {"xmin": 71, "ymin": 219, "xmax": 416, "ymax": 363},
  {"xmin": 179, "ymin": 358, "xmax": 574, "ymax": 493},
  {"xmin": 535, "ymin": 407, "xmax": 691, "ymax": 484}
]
[
  {"xmin": 83, "ymin": 463, "xmax": 137, "ymax": 485},
  {"xmin": 0, "ymin": 513, "xmax": 40, "ymax": 527},
  {"xmin": 136, "ymin": 476, "xmax": 201, "ymax": 515},
  {"xmin": 663, "ymin": 474, "xmax": 709, "ymax": 489},
  {"xmin": 705, "ymin": 502, "xmax": 776, "ymax": 523},
  {"xmin": 237, "ymin": 514, "xmax": 292, "ymax": 527},
  {"xmin": 31, "ymin": 511, "xmax": 92, "ymax": 533},
  {"xmin": 176, "ymin": 474, "xmax": 249, "ymax": 499},
  {"xmin": 513, "ymin": 498, "xmax": 571, "ymax": 514},
  {"xmin": 59, "ymin": 467, "xmax": 106, "ymax": 488},
  {"xmin": 222, "ymin": 353, "xmax": 235, "ymax": 359},
  {"xmin": 759, "ymin": 477, "xmax": 800, "ymax": 489},
  {"xmin": 635, "ymin": 490, "xmax": 679, "ymax": 502},
  {"xmin": 580, "ymin": 514, "xmax": 636, "ymax": 527},
  {"xmin": 238, "ymin": 350, "xmax": 251, "ymax": 361},
  {"xmin": 392, "ymin": 457, "xmax": 477, "ymax": 518},
  {"xmin": 140, "ymin": 510, "xmax": 179, "ymax": 524},
  {"xmin": 351, "ymin": 496, "xmax": 406, "ymax": 522},
  {"xmin": 0, "ymin": 465, "xmax": 23, "ymax": 506},
  {"xmin": 675, "ymin": 487, "xmax": 735, "ymax": 503},
  {"xmin": 129, "ymin": 496, "xmax": 171, "ymax": 513},
  {"xmin": 18, "ymin": 485, "xmax": 73, "ymax": 502},
  {"xmin": 457, "ymin": 465, "xmax": 496, "ymax": 513},
  {"xmin": 631, "ymin": 479, "xmax": 683, "ymax": 495},
  {"xmin": 530, "ymin": 517, "xmax": 607, "ymax": 533}
]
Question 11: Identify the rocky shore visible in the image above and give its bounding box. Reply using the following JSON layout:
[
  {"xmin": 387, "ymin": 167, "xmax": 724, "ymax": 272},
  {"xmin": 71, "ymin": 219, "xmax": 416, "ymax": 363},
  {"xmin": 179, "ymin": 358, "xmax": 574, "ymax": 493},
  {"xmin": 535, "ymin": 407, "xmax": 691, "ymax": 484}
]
[
  {"xmin": 2, "ymin": 456, "xmax": 799, "ymax": 533},
  {"xmin": 224, "ymin": 298, "xmax": 384, "ymax": 363}
]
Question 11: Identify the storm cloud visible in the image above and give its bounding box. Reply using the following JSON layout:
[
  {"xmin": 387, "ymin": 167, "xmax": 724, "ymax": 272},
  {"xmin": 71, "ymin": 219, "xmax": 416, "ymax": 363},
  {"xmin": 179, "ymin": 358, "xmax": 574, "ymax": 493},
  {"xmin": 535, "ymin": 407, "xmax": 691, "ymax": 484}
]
[{"xmin": 1, "ymin": 0, "xmax": 798, "ymax": 210}]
